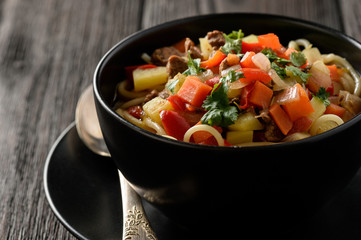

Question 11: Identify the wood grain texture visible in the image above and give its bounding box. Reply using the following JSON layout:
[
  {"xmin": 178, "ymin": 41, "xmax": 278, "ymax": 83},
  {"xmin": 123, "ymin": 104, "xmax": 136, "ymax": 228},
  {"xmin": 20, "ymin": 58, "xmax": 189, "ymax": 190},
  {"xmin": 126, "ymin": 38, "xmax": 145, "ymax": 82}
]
[{"xmin": 0, "ymin": 0, "xmax": 359, "ymax": 239}]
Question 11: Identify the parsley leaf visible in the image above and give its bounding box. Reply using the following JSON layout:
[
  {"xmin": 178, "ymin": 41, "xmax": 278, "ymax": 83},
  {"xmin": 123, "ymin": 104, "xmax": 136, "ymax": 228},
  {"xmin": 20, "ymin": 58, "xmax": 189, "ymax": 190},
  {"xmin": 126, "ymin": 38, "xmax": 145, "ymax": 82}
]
[
  {"xmin": 285, "ymin": 65, "xmax": 311, "ymax": 83},
  {"xmin": 183, "ymin": 53, "xmax": 206, "ymax": 76},
  {"xmin": 271, "ymin": 62, "xmax": 286, "ymax": 79},
  {"xmin": 220, "ymin": 29, "xmax": 244, "ymax": 55},
  {"xmin": 290, "ymin": 52, "xmax": 307, "ymax": 67},
  {"xmin": 315, "ymin": 87, "xmax": 331, "ymax": 106},
  {"xmin": 201, "ymin": 70, "xmax": 243, "ymax": 127},
  {"xmin": 261, "ymin": 48, "xmax": 290, "ymax": 66}
]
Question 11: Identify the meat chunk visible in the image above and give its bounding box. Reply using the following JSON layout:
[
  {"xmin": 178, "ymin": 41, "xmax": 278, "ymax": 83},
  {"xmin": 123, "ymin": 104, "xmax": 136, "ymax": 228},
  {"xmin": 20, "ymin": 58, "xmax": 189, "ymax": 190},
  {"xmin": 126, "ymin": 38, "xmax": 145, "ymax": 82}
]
[
  {"xmin": 207, "ymin": 30, "xmax": 225, "ymax": 50},
  {"xmin": 151, "ymin": 46, "xmax": 182, "ymax": 66},
  {"xmin": 166, "ymin": 55, "xmax": 188, "ymax": 78},
  {"xmin": 264, "ymin": 120, "xmax": 284, "ymax": 142},
  {"xmin": 184, "ymin": 37, "xmax": 203, "ymax": 59}
]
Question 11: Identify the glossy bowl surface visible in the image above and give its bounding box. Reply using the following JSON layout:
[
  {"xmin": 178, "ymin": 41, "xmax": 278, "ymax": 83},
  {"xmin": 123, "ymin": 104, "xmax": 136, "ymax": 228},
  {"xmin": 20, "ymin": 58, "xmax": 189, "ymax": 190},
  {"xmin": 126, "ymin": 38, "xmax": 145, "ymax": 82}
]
[{"xmin": 94, "ymin": 13, "xmax": 361, "ymax": 235}]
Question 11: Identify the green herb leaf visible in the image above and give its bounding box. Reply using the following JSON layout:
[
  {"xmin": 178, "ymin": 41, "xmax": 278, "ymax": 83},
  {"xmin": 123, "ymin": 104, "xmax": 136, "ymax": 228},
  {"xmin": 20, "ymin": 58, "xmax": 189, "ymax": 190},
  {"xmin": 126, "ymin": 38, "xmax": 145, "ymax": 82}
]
[
  {"xmin": 271, "ymin": 62, "xmax": 286, "ymax": 79},
  {"xmin": 315, "ymin": 87, "xmax": 331, "ymax": 106},
  {"xmin": 290, "ymin": 52, "xmax": 307, "ymax": 67},
  {"xmin": 201, "ymin": 70, "xmax": 240, "ymax": 127},
  {"xmin": 285, "ymin": 65, "xmax": 311, "ymax": 83},
  {"xmin": 220, "ymin": 29, "xmax": 244, "ymax": 55},
  {"xmin": 261, "ymin": 48, "xmax": 290, "ymax": 66},
  {"xmin": 183, "ymin": 53, "xmax": 206, "ymax": 76}
]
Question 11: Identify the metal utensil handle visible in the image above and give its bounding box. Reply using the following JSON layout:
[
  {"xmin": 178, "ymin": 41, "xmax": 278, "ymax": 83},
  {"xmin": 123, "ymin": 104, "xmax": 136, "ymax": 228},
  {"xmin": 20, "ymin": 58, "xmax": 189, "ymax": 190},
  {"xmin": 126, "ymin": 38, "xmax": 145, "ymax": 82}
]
[{"xmin": 119, "ymin": 170, "xmax": 158, "ymax": 240}]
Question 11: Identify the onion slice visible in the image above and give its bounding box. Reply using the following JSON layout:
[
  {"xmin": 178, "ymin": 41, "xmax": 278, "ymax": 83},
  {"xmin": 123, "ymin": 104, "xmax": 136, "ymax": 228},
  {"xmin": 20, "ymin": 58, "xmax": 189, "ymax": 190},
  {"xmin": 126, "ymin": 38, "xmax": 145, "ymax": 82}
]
[
  {"xmin": 269, "ymin": 69, "xmax": 289, "ymax": 91},
  {"xmin": 252, "ymin": 52, "xmax": 271, "ymax": 72}
]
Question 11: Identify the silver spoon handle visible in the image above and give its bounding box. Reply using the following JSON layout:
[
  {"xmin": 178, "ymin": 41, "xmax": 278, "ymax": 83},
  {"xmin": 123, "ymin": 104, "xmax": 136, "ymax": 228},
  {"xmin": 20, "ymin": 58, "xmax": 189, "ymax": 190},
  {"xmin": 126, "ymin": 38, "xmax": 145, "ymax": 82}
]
[{"xmin": 119, "ymin": 170, "xmax": 157, "ymax": 240}]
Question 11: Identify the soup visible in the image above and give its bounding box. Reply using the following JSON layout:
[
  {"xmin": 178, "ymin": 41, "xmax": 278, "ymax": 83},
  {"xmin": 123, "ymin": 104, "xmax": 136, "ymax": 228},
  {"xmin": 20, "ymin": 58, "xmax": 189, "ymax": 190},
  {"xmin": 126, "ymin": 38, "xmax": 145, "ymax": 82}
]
[{"xmin": 114, "ymin": 29, "xmax": 361, "ymax": 146}]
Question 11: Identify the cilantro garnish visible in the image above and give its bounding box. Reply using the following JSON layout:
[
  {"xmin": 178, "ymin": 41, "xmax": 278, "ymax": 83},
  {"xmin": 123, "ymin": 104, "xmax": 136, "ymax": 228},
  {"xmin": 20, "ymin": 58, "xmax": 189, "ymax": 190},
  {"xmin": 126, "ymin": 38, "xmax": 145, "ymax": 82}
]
[
  {"xmin": 201, "ymin": 70, "xmax": 244, "ymax": 127},
  {"xmin": 220, "ymin": 29, "xmax": 244, "ymax": 55},
  {"xmin": 271, "ymin": 62, "xmax": 287, "ymax": 79},
  {"xmin": 285, "ymin": 65, "xmax": 311, "ymax": 83},
  {"xmin": 183, "ymin": 53, "xmax": 206, "ymax": 76},
  {"xmin": 315, "ymin": 87, "xmax": 331, "ymax": 106},
  {"xmin": 261, "ymin": 48, "xmax": 290, "ymax": 66},
  {"xmin": 289, "ymin": 52, "xmax": 307, "ymax": 67}
]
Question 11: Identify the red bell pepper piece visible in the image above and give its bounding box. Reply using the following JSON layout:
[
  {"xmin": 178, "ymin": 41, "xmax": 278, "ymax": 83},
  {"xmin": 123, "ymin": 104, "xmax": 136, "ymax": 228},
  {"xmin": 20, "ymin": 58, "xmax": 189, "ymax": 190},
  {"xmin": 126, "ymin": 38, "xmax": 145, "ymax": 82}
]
[
  {"xmin": 167, "ymin": 95, "xmax": 186, "ymax": 111},
  {"xmin": 237, "ymin": 68, "xmax": 272, "ymax": 84},
  {"xmin": 160, "ymin": 110, "xmax": 191, "ymax": 141}
]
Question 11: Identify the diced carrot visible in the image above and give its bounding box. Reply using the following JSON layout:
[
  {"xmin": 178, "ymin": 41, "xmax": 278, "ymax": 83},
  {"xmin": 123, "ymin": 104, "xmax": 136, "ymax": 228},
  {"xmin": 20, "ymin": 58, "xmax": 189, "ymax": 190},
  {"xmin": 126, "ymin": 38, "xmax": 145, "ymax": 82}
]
[
  {"xmin": 269, "ymin": 104, "xmax": 293, "ymax": 135},
  {"xmin": 241, "ymin": 41, "xmax": 263, "ymax": 53},
  {"xmin": 200, "ymin": 50, "xmax": 227, "ymax": 69},
  {"xmin": 325, "ymin": 103, "xmax": 345, "ymax": 118},
  {"xmin": 288, "ymin": 116, "xmax": 313, "ymax": 134},
  {"xmin": 192, "ymin": 121, "xmax": 223, "ymax": 144},
  {"xmin": 248, "ymin": 81, "xmax": 273, "ymax": 108},
  {"xmin": 172, "ymin": 38, "xmax": 187, "ymax": 52},
  {"xmin": 240, "ymin": 51, "xmax": 258, "ymax": 68},
  {"xmin": 237, "ymin": 68, "xmax": 272, "ymax": 84},
  {"xmin": 283, "ymin": 47, "xmax": 298, "ymax": 59},
  {"xmin": 257, "ymin": 33, "xmax": 282, "ymax": 50},
  {"xmin": 226, "ymin": 53, "xmax": 240, "ymax": 66},
  {"xmin": 327, "ymin": 64, "xmax": 341, "ymax": 82},
  {"xmin": 176, "ymin": 76, "xmax": 212, "ymax": 107},
  {"xmin": 282, "ymin": 83, "xmax": 314, "ymax": 122}
]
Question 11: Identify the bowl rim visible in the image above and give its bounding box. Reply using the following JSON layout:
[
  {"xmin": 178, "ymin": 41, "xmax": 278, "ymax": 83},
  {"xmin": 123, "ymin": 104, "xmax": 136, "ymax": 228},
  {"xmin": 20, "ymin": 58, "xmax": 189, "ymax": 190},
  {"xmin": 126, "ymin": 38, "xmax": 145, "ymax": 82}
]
[{"xmin": 93, "ymin": 12, "xmax": 361, "ymax": 151}]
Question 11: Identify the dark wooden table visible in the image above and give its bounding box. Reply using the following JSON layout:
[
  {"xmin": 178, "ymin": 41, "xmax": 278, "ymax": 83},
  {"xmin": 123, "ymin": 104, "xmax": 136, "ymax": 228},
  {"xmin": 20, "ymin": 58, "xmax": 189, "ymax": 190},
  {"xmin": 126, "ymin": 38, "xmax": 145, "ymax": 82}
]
[{"xmin": 1, "ymin": 0, "xmax": 361, "ymax": 239}]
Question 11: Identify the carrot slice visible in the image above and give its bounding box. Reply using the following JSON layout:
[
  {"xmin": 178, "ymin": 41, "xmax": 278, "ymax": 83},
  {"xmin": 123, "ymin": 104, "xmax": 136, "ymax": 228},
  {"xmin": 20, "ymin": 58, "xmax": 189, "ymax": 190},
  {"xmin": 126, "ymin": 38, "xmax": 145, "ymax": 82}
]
[
  {"xmin": 282, "ymin": 83, "xmax": 314, "ymax": 122},
  {"xmin": 327, "ymin": 64, "xmax": 341, "ymax": 82},
  {"xmin": 325, "ymin": 103, "xmax": 345, "ymax": 117},
  {"xmin": 200, "ymin": 50, "xmax": 227, "ymax": 69},
  {"xmin": 240, "ymin": 51, "xmax": 257, "ymax": 68},
  {"xmin": 248, "ymin": 81, "xmax": 273, "ymax": 108},
  {"xmin": 269, "ymin": 104, "xmax": 293, "ymax": 135},
  {"xmin": 257, "ymin": 33, "xmax": 282, "ymax": 50},
  {"xmin": 176, "ymin": 76, "xmax": 212, "ymax": 107}
]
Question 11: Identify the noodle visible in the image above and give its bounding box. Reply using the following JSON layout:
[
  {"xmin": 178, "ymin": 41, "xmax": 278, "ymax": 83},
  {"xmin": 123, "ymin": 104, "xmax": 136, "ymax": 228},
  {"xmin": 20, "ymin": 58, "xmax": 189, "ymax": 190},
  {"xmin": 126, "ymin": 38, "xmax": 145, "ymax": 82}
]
[
  {"xmin": 144, "ymin": 117, "xmax": 166, "ymax": 135},
  {"xmin": 121, "ymin": 96, "xmax": 146, "ymax": 109},
  {"xmin": 183, "ymin": 124, "xmax": 225, "ymax": 146},
  {"xmin": 288, "ymin": 38, "xmax": 311, "ymax": 50},
  {"xmin": 117, "ymin": 81, "xmax": 149, "ymax": 99}
]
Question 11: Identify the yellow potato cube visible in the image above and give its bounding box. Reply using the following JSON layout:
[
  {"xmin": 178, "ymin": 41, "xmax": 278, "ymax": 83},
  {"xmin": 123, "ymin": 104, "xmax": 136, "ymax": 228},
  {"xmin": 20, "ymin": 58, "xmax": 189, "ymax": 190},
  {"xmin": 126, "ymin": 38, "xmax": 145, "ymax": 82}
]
[
  {"xmin": 228, "ymin": 112, "xmax": 263, "ymax": 131},
  {"xmin": 133, "ymin": 66, "xmax": 168, "ymax": 92},
  {"xmin": 226, "ymin": 130, "xmax": 253, "ymax": 145},
  {"xmin": 142, "ymin": 97, "xmax": 173, "ymax": 125}
]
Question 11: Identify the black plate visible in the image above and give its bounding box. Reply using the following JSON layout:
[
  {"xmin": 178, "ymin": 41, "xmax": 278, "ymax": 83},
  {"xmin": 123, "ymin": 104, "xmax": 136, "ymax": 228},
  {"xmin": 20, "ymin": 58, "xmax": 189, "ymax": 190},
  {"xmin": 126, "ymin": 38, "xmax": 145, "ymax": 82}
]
[
  {"xmin": 43, "ymin": 123, "xmax": 190, "ymax": 240},
  {"xmin": 44, "ymin": 123, "xmax": 361, "ymax": 239}
]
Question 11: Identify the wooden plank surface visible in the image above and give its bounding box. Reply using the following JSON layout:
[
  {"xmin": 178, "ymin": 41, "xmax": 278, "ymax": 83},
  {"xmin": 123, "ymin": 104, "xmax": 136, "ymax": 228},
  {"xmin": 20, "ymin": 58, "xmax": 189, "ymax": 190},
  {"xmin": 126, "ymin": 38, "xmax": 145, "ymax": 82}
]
[{"xmin": 0, "ymin": 0, "xmax": 359, "ymax": 239}]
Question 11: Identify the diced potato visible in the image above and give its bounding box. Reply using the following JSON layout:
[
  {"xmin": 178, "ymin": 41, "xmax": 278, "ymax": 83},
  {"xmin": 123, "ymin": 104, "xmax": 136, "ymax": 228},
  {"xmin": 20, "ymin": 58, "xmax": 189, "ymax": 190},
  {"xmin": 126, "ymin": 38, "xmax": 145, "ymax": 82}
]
[
  {"xmin": 133, "ymin": 66, "xmax": 168, "ymax": 92},
  {"xmin": 199, "ymin": 37, "xmax": 213, "ymax": 60},
  {"xmin": 142, "ymin": 97, "xmax": 173, "ymax": 124},
  {"xmin": 227, "ymin": 87, "xmax": 242, "ymax": 99},
  {"xmin": 307, "ymin": 97, "xmax": 326, "ymax": 122},
  {"xmin": 242, "ymin": 34, "xmax": 258, "ymax": 43},
  {"xmin": 226, "ymin": 130, "xmax": 253, "ymax": 145},
  {"xmin": 228, "ymin": 112, "xmax": 263, "ymax": 131}
]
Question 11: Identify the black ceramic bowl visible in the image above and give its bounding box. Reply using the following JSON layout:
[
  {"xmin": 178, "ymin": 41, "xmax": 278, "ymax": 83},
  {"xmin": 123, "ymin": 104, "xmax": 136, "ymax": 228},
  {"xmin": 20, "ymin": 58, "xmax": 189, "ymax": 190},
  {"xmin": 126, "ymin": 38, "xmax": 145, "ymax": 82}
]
[{"xmin": 94, "ymin": 13, "xmax": 361, "ymax": 236}]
